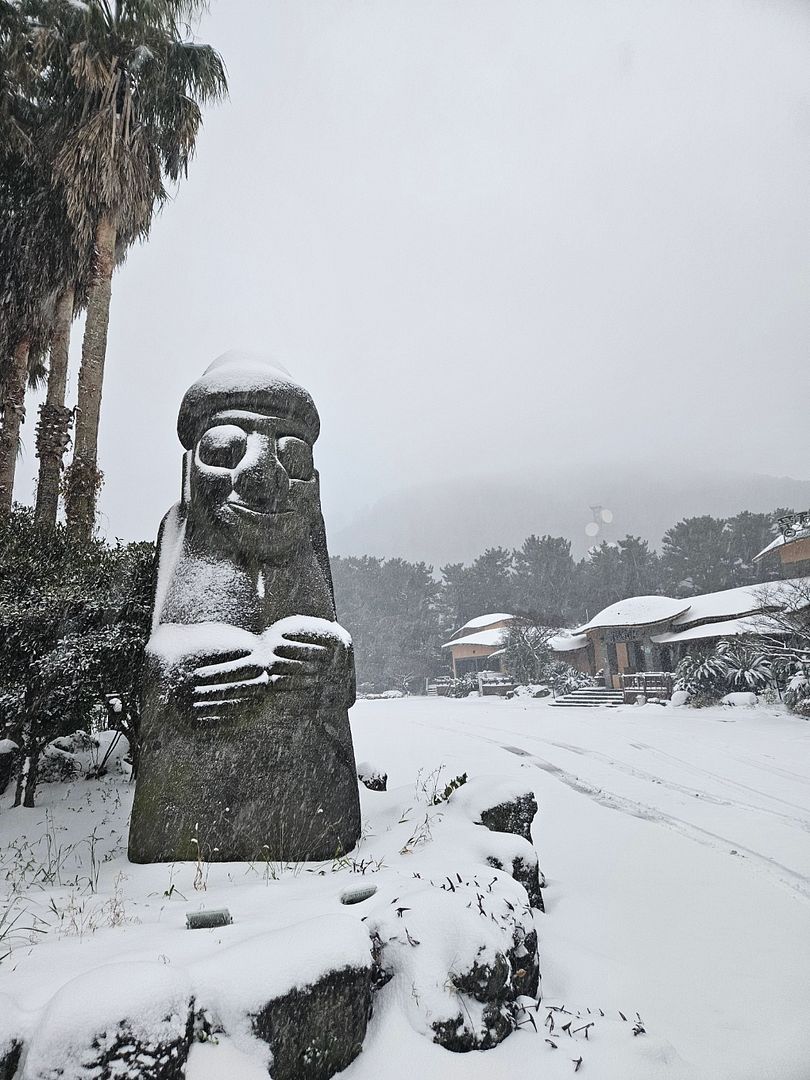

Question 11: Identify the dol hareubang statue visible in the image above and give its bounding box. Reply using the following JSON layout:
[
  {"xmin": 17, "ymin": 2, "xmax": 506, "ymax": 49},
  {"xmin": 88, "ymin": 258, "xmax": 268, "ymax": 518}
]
[{"xmin": 128, "ymin": 353, "xmax": 361, "ymax": 863}]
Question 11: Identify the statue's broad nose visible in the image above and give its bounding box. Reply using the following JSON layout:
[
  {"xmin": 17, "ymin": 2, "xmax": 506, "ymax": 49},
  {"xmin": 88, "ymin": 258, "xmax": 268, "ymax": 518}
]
[{"xmin": 232, "ymin": 435, "xmax": 289, "ymax": 510}]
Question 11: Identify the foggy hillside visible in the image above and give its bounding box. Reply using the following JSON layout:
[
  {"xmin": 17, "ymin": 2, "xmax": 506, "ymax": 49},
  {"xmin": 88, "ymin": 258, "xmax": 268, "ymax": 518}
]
[{"xmin": 329, "ymin": 465, "xmax": 810, "ymax": 565}]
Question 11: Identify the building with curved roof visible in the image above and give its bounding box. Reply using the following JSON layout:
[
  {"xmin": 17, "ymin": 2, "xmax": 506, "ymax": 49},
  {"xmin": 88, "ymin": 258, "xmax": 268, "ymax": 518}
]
[{"xmin": 556, "ymin": 579, "xmax": 807, "ymax": 689}]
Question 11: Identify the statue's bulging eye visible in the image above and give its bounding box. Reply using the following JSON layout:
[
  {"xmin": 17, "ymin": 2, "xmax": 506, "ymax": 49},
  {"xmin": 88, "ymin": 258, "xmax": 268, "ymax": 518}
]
[
  {"xmin": 278, "ymin": 436, "xmax": 313, "ymax": 480},
  {"xmin": 197, "ymin": 425, "xmax": 247, "ymax": 469}
]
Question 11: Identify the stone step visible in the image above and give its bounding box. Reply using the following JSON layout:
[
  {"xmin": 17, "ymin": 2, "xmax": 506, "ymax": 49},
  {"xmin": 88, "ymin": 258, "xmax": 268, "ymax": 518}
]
[
  {"xmin": 549, "ymin": 699, "xmax": 622, "ymax": 708},
  {"xmin": 550, "ymin": 688, "xmax": 624, "ymax": 708},
  {"xmin": 557, "ymin": 692, "xmax": 623, "ymax": 700}
]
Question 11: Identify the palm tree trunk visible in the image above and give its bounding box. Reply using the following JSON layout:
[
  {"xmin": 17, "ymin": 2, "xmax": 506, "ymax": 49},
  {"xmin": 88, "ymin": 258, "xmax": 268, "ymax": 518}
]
[
  {"xmin": 35, "ymin": 285, "xmax": 75, "ymax": 528},
  {"xmin": 13, "ymin": 689, "xmax": 42, "ymax": 809},
  {"xmin": 66, "ymin": 215, "xmax": 117, "ymax": 540},
  {"xmin": 0, "ymin": 337, "xmax": 31, "ymax": 519}
]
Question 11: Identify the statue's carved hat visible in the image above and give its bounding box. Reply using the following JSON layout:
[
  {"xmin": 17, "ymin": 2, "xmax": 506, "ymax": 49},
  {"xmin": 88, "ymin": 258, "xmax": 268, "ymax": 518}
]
[{"xmin": 177, "ymin": 351, "xmax": 320, "ymax": 450}]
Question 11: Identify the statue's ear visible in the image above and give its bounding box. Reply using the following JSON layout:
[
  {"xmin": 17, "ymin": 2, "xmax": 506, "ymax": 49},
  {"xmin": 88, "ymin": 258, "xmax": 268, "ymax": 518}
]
[{"xmin": 181, "ymin": 449, "xmax": 193, "ymax": 506}]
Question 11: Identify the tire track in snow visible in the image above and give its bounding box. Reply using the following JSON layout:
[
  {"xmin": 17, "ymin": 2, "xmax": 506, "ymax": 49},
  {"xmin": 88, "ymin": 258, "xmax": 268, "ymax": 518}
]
[
  {"xmin": 403, "ymin": 712, "xmax": 810, "ymax": 902},
  {"xmin": 693, "ymin": 748, "xmax": 810, "ymax": 790},
  {"xmin": 547, "ymin": 740, "xmax": 810, "ymax": 836},
  {"xmin": 499, "ymin": 746, "xmax": 810, "ymax": 903},
  {"xmin": 628, "ymin": 742, "xmax": 810, "ymax": 817},
  {"xmin": 452, "ymin": 717, "xmax": 810, "ymax": 833}
]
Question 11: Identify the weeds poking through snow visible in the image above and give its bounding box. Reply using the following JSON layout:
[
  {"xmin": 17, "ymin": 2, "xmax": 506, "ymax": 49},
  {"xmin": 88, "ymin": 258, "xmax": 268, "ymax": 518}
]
[
  {"xmin": 431, "ymin": 773, "xmax": 468, "ymax": 805},
  {"xmin": 43, "ymin": 871, "xmax": 136, "ymax": 941},
  {"xmin": 0, "ymin": 896, "xmax": 47, "ymax": 962},
  {"xmin": 190, "ymin": 824, "xmax": 218, "ymax": 891}
]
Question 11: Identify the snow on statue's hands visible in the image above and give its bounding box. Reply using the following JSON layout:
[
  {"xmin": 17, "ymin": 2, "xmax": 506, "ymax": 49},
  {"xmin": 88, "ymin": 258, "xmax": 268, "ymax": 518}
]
[{"xmin": 190, "ymin": 620, "xmax": 352, "ymax": 719}]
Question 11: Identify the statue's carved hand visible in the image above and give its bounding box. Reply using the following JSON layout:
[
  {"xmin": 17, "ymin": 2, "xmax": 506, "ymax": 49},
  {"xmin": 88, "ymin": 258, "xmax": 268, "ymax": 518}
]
[
  {"xmin": 182, "ymin": 619, "xmax": 352, "ymax": 719},
  {"xmin": 190, "ymin": 648, "xmax": 269, "ymax": 719},
  {"xmin": 271, "ymin": 631, "xmax": 339, "ymax": 692}
]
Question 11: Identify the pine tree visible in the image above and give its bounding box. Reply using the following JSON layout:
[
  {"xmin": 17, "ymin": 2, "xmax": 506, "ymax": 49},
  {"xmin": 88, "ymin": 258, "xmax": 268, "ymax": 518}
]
[{"xmin": 512, "ymin": 534, "xmax": 576, "ymax": 624}]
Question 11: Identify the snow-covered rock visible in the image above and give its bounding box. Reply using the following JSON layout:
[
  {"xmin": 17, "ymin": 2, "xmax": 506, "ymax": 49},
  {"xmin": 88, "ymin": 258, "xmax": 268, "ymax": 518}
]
[
  {"xmin": 192, "ymin": 914, "xmax": 374, "ymax": 1080},
  {"xmin": 0, "ymin": 993, "xmax": 26, "ymax": 1080},
  {"xmin": 0, "ymin": 739, "xmax": 18, "ymax": 796},
  {"xmin": 357, "ymin": 761, "xmax": 387, "ymax": 792},
  {"xmin": 506, "ymin": 684, "xmax": 550, "ymax": 699},
  {"xmin": 22, "ymin": 962, "xmax": 194, "ymax": 1080},
  {"xmin": 364, "ymin": 877, "xmax": 537, "ymax": 1053},
  {"xmin": 721, "ymin": 692, "xmax": 759, "ymax": 707},
  {"xmin": 37, "ymin": 730, "xmax": 130, "ymax": 785},
  {"xmin": 670, "ymin": 690, "xmax": 689, "ymax": 707},
  {"xmin": 451, "ymin": 775, "xmax": 539, "ymax": 844}
]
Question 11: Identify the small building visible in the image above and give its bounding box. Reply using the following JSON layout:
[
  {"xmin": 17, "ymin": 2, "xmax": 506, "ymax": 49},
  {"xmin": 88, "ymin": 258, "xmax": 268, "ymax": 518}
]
[
  {"xmin": 552, "ymin": 580, "xmax": 807, "ymax": 689},
  {"xmin": 754, "ymin": 511, "xmax": 810, "ymax": 577},
  {"xmin": 442, "ymin": 613, "xmax": 516, "ymax": 678},
  {"xmin": 548, "ymin": 630, "xmax": 594, "ymax": 673}
]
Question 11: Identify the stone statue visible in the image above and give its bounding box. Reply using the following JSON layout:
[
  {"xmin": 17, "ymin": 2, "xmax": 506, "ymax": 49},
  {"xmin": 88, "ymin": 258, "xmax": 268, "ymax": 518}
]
[{"xmin": 128, "ymin": 352, "xmax": 361, "ymax": 863}]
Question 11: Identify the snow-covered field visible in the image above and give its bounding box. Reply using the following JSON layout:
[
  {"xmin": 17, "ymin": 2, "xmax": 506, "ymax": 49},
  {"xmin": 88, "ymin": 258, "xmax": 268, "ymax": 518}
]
[{"xmin": 2, "ymin": 696, "xmax": 810, "ymax": 1079}]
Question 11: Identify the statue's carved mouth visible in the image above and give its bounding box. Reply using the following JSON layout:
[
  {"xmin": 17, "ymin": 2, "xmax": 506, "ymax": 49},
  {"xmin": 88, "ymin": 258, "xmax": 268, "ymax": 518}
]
[{"xmin": 227, "ymin": 500, "xmax": 291, "ymax": 519}]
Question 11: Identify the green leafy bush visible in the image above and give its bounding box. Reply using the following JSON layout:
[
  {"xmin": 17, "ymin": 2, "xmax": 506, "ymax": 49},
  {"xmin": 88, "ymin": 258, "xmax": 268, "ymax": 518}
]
[
  {"xmin": 674, "ymin": 651, "xmax": 729, "ymax": 706},
  {"xmin": 0, "ymin": 508, "xmax": 153, "ymax": 805},
  {"xmin": 716, "ymin": 642, "xmax": 773, "ymax": 692},
  {"xmin": 547, "ymin": 660, "xmax": 595, "ymax": 697}
]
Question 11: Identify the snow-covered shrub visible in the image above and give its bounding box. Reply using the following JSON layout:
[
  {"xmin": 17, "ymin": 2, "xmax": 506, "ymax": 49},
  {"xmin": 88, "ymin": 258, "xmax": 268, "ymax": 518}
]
[
  {"xmin": 716, "ymin": 642, "xmax": 773, "ymax": 692},
  {"xmin": 502, "ymin": 624, "xmax": 554, "ymax": 685},
  {"xmin": 547, "ymin": 661, "xmax": 595, "ymax": 697},
  {"xmin": 674, "ymin": 651, "xmax": 729, "ymax": 706},
  {"xmin": 447, "ymin": 674, "xmax": 479, "ymax": 698},
  {"xmin": 784, "ymin": 664, "xmax": 810, "ymax": 717},
  {"xmin": 0, "ymin": 508, "xmax": 152, "ymax": 806}
]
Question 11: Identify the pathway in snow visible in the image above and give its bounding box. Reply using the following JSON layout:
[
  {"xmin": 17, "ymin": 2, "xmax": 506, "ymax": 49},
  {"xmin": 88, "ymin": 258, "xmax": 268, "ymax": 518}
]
[
  {"xmin": 350, "ymin": 696, "xmax": 810, "ymax": 1080},
  {"xmin": 396, "ymin": 699, "xmax": 810, "ymax": 900}
]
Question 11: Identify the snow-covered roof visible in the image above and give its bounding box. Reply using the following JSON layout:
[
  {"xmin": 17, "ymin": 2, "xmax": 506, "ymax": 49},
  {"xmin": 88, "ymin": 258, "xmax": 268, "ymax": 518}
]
[
  {"xmin": 442, "ymin": 628, "xmax": 507, "ymax": 650},
  {"xmin": 672, "ymin": 578, "xmax": 809, "ymax": 628},
  {"xmin": 754, "ymin": 516, "xmax": 810, "ymax": 562},
  {"xmin": 548, "ymin": 632, "xmax": 590, "ymax": 653},
  {"xmin": 455, "ymin": 613, "xmax": 515, "ymax": 634},
  {"xmin": 576, "ymin": 597, "xmax": 690, "ymax": 634},
  {"xmin": 753, "ymin": 534, "xmax": 789, "ymax": 561},
  {"xmin": 652, "ymin": 615, "xmax": 789, "ymax": 644},
  {"xmin": 575, "ymin": 578, "xmax": 810, "ymax": 637}
]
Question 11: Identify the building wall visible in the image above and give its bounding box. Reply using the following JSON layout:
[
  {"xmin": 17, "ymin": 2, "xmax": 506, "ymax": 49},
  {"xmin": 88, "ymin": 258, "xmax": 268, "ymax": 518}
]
[
  {"xmin": 616, "ymin": 641, "xmax": 630, "ymax": 673},
  {"xmin": 779, "ymin": 538, "xmax": 810, "ymax": 577},
  {"xmin": 448, "ymin": 644, "xmax": 502, "ymax": 677},
  {"xmin": 557, "ymin": 646, "xmax": 595, "ymax": 676},
  {"xmin": 450, "ymin": 644, "xmax": 500, "ymax": 662}
]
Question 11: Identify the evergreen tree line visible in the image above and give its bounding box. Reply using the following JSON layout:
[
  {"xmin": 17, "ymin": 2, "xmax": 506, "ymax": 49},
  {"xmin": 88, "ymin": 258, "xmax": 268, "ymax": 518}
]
[
  {"xmin": 332, "ymin": 509, "xmax": 793, "ymax": 691},
  {"xmin": 0, "ymin": 506, "xmax": 795, "ymax": 806}
]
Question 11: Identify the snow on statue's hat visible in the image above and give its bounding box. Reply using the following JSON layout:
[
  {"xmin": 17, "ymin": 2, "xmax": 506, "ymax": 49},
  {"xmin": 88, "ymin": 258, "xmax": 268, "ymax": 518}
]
[{"xmin": 177, "ymin": 351, "xmax": 321, "ymax": 449}]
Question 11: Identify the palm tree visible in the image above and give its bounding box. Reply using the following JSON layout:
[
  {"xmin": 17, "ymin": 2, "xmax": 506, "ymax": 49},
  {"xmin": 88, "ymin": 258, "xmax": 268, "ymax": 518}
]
[
  {"xmin": 0, "ymin": 1, "xmax": 89, "ymax": 521},
  {"xmin": 25, "ymin": 0, "xmax": 228, "ymax": 540},
  {"xmin": 33, "ymin": 282, "xmax": 76, "ymax": 526},
  {"xmin": 0, "ymin": 152, "xmax": 65, "ymax": 518}
]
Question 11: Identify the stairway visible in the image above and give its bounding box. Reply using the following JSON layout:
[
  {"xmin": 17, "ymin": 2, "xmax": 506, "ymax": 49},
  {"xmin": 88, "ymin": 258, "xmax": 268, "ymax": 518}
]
[{"xmin": 550, "ymin": 687, "xmax": 624, "ymax": 708}]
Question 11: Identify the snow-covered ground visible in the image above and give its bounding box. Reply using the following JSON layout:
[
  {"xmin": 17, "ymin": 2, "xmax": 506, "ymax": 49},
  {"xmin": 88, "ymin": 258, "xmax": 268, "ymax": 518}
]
[{"xmin": 2, "ymin": 696, "xmax": 810, "ymax": 1079}]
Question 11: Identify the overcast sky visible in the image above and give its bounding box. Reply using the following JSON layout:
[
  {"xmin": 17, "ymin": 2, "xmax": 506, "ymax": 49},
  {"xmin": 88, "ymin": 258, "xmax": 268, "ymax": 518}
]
[{"xmin": 14, "ymin": 0, "xmax": 810, "ymax": 545}]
